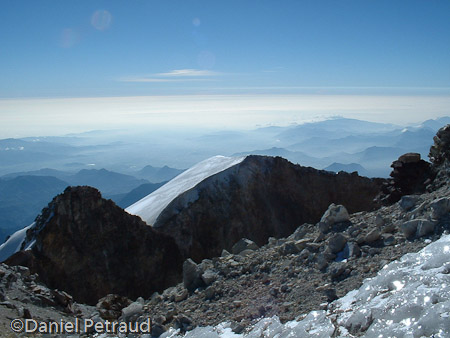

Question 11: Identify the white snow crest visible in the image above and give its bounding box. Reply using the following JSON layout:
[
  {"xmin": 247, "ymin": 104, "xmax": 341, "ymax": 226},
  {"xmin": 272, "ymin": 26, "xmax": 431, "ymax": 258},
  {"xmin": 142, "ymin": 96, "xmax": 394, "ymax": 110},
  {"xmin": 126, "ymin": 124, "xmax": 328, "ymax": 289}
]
[
  {"xmin": 126, "ymin": 155, "xmax": 246, "ymax": 226},
  {"xmin": 0, "ymin": 223, "xmax": 34, "ymax": 262}
]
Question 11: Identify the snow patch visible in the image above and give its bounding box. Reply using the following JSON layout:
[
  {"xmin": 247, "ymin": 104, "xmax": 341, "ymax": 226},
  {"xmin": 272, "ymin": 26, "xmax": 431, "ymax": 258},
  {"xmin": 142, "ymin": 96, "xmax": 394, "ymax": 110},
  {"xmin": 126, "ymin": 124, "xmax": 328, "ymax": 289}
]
[
  {"xmin": 159, "ymin": 234, "xmax": 450, "ymax": 337},
  {"xmin": 0, "ymin": 223, "xmax": 34, "ymax": 262},
  {"xmin": 126, "ymin": 155, "xmax": 246, "ymax": 226}
]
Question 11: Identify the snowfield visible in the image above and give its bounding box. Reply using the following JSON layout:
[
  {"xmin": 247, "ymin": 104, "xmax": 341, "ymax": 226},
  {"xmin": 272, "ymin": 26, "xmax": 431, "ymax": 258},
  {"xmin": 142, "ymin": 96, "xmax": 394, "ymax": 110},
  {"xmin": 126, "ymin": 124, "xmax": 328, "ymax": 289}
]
[
  {"xmin": 126, "ymin": 155, "xmax": 246, "ymax": 226},
  {"xmin": 160, "ymin": 234, "xmax": 450, "ymax": 338},
  {"xmin": 0, "ymin": 223, "xmax": 33, "ymax": 262}
]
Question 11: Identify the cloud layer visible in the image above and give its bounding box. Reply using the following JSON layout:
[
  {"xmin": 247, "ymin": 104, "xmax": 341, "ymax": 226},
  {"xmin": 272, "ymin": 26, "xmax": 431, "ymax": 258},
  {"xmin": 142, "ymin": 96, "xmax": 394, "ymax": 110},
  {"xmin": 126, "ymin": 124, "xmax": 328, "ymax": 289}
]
[{"xmin": 1, "ymin": 94, "xmax": 450, "ymax": 137}]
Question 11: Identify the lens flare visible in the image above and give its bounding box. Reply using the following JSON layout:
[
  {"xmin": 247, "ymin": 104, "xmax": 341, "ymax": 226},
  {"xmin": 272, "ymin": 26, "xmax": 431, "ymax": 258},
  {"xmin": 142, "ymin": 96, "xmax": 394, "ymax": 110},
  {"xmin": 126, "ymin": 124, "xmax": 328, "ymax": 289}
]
[{"xmin": 91, "ymin": 10, "xmax": 112, "ymax": 31}]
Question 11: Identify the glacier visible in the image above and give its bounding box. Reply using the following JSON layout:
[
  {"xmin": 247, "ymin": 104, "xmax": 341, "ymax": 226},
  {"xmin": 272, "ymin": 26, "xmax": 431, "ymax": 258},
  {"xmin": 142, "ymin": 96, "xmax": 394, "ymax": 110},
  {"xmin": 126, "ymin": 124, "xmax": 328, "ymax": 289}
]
[
  {"xmin": 126, "ymin": 155, "xmax": 246, "ymax": 226},
  {"xmin": 159, "ymin": 233, "xmax": 450, "ymax": 338}
]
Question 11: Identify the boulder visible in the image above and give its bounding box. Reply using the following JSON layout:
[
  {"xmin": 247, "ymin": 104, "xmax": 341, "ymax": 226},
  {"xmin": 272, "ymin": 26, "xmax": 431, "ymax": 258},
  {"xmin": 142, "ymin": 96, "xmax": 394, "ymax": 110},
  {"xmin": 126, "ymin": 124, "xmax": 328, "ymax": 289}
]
[
  {"xmin": 221, "ymin": 249, "xmax": 232, "ymax": 257},
  {"xmin": 320, "ymin": 204, "xmax": 350, "ymax": 226},
  {"xmin": 120, "ymin": 301, "xmax": 144, "ymax": 322},
  {"xmin": 400, "ymin": 220, "xmax": 419, "ymax": 239},
  {"xmin": 279, "ymin": 241, "xmax": 301, "ymax": 255},
  {"xmin": 289, "ymin": 225, "xmax": 309, "ymax": 240},
  {"xmin": 201, "ymin": 269, "xmax": 219, "ymax": 286},
  {"xmin": 328, "ymin": 234, "xmax": 348, "ymax": 254},
  {"xmin": 417, "ymin": 220, "xmax": 436, "ymax": 237},
  {"xmin": 231, "ymin": 238, "xmax": 259, "ymax": 254},
  {"xmin": 96, "ymin": 294, "xmax": 132, "ymax": 320},
  {"xmin": 347, "ymin": 242, "xmax": 361, "ymax": 258},
  {"xmin": 401, "ymin": 219, "xmax": 435, "ymax": 239},
  {"xmin": 183, "ymin": 259, "xmax": 204, "ymax": 292},
  {"xmin": 431, "ymin": 197, "xmax": 450, "ymax": 219},
  {"xmin": 375, "ymin": 214, "xmax": 385, "ymax": 227},
  {"xmin": 174, "ymin": 289, "xmax": 188, "ymax": 302},
  {"xmin": 399, "ymin": 195, "xmax": 419, "ymax": 211},
  {"xmin": 364, "ymin": 229, "xmax": 381, "ymax": 244}
]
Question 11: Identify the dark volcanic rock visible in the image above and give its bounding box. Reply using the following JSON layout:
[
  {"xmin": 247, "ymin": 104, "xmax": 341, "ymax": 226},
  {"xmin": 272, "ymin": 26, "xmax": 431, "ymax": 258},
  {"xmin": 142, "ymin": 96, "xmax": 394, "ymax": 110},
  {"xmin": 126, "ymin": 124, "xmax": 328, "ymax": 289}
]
[
  {"xmin": 430, "ymin": 124, "xmax": 450, "ymax": 185},
  {"xmin": 155, "ymin": 156, "xmax": 384, "ymax": 261},
  {"xmin": 382, "ymin": 153, "xmax": 434, "ymax": 203},
  {"xmin": 430, "ymin": 124, "xmax": 450, "ymax": 168},
  {"xmin": 5, "ymin": 186, "xmax": 183, "ymax": 305}
]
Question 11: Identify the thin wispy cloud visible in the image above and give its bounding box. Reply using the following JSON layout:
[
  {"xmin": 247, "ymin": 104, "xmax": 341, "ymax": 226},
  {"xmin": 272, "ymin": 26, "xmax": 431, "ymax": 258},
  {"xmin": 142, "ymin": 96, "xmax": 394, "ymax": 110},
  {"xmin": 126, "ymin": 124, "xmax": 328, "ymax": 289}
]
[
  {"xmin": 157, "ymin": 69, "xmax": 219, "ymax": 77},
  {"xmin": 119, "ymin": 69, "xmax": 219, "ymax": 83},
  {"xmin": 120, "ymin": 77, "xmax": 213, "ymax": 83}
]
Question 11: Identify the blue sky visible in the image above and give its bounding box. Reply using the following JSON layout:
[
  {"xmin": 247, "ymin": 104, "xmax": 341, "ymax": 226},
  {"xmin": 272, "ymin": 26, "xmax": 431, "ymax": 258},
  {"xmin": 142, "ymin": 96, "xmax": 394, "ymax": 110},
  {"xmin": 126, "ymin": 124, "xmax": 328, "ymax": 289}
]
[{"xmin": 1, "ymin": 1, "xmax": 450, "ymax": 136}]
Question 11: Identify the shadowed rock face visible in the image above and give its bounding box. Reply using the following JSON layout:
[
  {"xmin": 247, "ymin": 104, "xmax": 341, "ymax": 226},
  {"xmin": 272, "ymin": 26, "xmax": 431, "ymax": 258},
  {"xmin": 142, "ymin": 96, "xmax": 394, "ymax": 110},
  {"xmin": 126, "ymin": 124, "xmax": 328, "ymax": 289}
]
[
  {"xmin": 430, "ymin": 124, "xmax": 450, "ymax": 186},
  {"xmin": 381, "ymin": 153, "xmax": 433, "ymax": 204},
  {"xmin": 154, "ymin": 156, "xmax": 385, "ymax": 262},
  {"xmin": 6, "ymin": 186, "xmax": 183, "ymax": 305}
]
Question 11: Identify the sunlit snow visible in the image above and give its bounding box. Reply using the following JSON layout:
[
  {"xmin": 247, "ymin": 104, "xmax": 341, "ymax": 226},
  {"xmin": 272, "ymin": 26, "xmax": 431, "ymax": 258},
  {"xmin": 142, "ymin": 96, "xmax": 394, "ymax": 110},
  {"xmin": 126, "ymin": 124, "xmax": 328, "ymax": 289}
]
[
  {"xmin": 126, "ymin": 155, "xmax": 246, "ymax": 226},
  {"xmin": 0, "ymin": 223, "xmax": 34, "ymax": 262},
  {"xmin": 160, "ymin": 234, "xmax": 450, "ymax": 338}
]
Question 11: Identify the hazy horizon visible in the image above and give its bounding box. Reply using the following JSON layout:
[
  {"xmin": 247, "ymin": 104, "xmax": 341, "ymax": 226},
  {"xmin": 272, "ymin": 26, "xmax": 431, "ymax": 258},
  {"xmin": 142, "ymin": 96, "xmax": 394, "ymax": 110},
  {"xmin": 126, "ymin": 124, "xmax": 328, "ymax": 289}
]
[
  {"xmin": 1, "ymin": 1, "xmax": 449, "ymax": 138},
  {"xmin": 1, "ymin": 93, "xmax": 450, "ymax": 138}
]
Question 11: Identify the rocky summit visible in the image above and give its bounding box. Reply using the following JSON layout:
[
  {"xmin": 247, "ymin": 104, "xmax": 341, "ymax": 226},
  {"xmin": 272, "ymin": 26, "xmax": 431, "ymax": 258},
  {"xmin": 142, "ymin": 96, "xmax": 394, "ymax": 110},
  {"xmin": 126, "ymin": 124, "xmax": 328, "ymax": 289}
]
[
  {"xmin": 155, "ymin": 155, "xmax": 384, "ymax": 261},
  {"xmin": 5, "ymin": 186, "xmax": 183, "ymax": 305}
]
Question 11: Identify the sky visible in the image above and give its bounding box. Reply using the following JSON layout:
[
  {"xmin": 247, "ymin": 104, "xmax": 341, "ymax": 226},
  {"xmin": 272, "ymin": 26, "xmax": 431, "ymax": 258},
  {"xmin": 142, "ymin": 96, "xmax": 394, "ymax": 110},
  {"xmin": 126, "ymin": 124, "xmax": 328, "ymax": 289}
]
[{"xmin": 1, "ymin": 0, "xmax": 450, "ymax": 137}]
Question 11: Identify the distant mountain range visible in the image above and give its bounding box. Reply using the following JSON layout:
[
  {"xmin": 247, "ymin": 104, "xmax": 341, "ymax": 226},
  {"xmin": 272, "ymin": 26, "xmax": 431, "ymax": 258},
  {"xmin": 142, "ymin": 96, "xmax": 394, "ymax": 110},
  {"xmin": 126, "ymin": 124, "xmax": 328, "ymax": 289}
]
[
  {"xmin": 1, "ymin": 115, "xmax": 449, "ymax": 242},
  {"xmin": 0, "ymin": 165, "xmax": 182, "ymax": 242},
  {"xmin": 0, "ymin": 175, "xmax": 69, "ymax": 243},
  {"xmin": 0, "ymin": 116, "xmax": 448, "ymax": 177},
  {"xmin": 233, "ymin": 116, "xmax": 450, "ymax": 177},
  {"xmin": 324, "ymin": 162, "xmax": 369, "ymax": 176},
  {"xmin": 136, "ymin": 165, "xmax": 185, "ymax": 183}
]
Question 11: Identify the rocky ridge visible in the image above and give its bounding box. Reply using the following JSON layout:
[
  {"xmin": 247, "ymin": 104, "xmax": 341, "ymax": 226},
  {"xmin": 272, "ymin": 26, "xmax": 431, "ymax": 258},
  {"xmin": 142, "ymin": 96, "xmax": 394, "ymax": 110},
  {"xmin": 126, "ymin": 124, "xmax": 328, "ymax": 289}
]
[
  {"xmin": 154, "ymin": 155, "xmax": 384, "ymax": 261},
  {"xmin": 5, "ymin": 186, "xmax": 183, "ymax": 305}
]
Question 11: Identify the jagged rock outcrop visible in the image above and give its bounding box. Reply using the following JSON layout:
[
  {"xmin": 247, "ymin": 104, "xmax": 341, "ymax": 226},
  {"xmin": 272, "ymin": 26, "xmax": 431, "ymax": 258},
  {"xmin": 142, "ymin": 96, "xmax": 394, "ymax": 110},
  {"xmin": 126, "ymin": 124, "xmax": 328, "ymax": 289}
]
[
  {"xmin": 381, "ymin": 153, "xmax": 434, "ymax": 203},
  {"xmin": 5, "ymin": 186, "xmax": 183, "ymax": 305},
  {"xmin": 430, "ymin": 124, "xmax": 450, "ymax": 186},
  {"xmin": 154, "ymin": 156, "xmax": 385, "ymax": 261},
  {"xmin": 381, "ymin": 124, "xmax": 450, "ymax": 203}
]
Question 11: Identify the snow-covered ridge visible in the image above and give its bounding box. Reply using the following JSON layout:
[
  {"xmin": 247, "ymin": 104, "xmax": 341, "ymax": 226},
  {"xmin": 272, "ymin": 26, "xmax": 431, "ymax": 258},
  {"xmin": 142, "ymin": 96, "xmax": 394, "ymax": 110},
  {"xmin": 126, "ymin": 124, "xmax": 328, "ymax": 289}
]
[
  {"xmin": 0, "ymin": 156, "xmax": 245, "ymax": 262},
  {"xmin": 126, "ymin": 155, "xmax": 246, "ymax": 226},
  {"xmin": 161, "ymin": 234, "xmax": 450, "ymax": 338},
  {"xmin": 0, "ymin": 223, "xmax": 34, "ymax": 262}
]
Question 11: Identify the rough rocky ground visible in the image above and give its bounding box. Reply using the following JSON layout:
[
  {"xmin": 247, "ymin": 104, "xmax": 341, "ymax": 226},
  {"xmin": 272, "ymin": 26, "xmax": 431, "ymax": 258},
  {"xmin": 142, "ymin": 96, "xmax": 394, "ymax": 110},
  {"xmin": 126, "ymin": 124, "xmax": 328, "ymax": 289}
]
[
  {"xmin": 0, "ymin": 125, "xmax": 449, "ymax": 337},
  {"xmin": 0, "ymin": 264, "xmax": 95, "ymax": 337},
  {"xmin": 142, "ymin": 182, "xmax": 449, "ymax": 336},
  {"xmin": 0, "ymin": 181, "xmax": 448, "ymax": 337}
]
